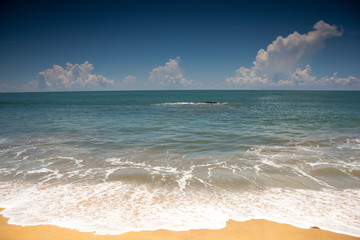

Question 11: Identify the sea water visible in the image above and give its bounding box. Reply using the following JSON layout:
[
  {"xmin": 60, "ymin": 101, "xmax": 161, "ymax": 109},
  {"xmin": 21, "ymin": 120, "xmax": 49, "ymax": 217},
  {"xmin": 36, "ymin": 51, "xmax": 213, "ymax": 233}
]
[{"xmin": 0, "ymin": 90, "xmax": 359, "ymax": 236}]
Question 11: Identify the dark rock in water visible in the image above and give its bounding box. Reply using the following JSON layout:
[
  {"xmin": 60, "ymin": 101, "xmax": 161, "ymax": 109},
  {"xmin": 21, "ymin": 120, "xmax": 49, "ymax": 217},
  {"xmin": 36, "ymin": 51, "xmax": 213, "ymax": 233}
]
[
  {"xmin": 205, "ymin": 101, "xmax": 221, "ymax": 104},
  {"xmin": 311, "ymin": 226, "xmax": 320, "ymax": 229}
]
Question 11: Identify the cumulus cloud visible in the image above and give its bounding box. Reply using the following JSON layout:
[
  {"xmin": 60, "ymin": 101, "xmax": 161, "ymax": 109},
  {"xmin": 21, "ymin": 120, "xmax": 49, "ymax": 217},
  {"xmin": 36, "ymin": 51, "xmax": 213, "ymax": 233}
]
[
  {"xmin": 122, "ymin": 75, "xmax": 137, "ymax": 84},
  {"xmin": 29, "ymin": 61, "xmax": 113, "ymax": 91},
  {"xmin": 149, "ymin": 57, "xmax": 192, "ymax": 88},
  {"xmin": 319, "ymin": 73, "xmax": 360, "ymax": 86},
  {"xmin": 117, "ymin": 75, "xmax": 140, "ymax": 89},
  {"xmin": 225, "ymin": 20, "xmax": 360, "ymax": 88},
  {"xmin": 290, "ymin": 64, "xmax": 316, "ymax": 86}
]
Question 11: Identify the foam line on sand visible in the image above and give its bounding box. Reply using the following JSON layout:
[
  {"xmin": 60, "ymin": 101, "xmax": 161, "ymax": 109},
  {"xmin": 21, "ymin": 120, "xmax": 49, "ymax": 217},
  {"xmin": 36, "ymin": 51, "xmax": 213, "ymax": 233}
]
[{"xmin": 0, "ymin": 210, "xmax": 358, "ymax": 240}]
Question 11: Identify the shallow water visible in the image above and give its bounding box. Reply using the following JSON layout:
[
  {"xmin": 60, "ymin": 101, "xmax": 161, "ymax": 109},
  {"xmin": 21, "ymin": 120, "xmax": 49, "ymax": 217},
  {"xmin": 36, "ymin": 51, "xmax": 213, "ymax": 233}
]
[{"xmin": 0, "ymin": 91, "xmax": 359, "ymax": 236}]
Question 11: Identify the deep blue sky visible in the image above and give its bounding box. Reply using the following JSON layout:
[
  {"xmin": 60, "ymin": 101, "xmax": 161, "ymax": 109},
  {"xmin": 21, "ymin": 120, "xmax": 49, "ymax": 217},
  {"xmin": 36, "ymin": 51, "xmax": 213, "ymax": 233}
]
[{"xmin": 1, "ymin": 0, "xmax": 359, "ymax": 91}]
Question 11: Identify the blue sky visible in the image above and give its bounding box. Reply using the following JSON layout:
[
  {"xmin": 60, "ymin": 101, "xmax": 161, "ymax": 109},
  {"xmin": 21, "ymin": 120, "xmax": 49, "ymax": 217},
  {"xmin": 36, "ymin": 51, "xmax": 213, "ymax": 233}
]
[{"xmin": 1, "ymin": 0, "xmax": 359, "ymax": 91}]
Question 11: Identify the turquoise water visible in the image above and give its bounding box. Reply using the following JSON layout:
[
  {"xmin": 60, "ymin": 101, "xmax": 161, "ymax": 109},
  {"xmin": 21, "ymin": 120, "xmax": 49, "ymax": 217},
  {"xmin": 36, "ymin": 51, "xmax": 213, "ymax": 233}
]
[{"xmin": 0, "ymin": 91, "xmax": 359, "ymax": 235}]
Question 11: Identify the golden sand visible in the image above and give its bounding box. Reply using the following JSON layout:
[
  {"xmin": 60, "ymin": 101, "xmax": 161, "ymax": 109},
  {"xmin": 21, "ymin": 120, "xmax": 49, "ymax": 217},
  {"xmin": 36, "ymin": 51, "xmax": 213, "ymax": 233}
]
[{"xmin": 0, "ymin": 210, "xmax": 359, "ymax": 240}]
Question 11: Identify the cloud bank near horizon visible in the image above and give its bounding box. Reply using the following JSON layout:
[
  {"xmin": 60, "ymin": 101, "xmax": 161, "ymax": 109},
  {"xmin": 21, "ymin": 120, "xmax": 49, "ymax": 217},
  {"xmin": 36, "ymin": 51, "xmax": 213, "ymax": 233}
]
[
  {"xmin": 21, "ymin": 58, "xmax": 193, "ymax": 91},
  {"xmin": 226, "ymin": 20, "xmax": 360, "ymax": 89},
  {"xmin": 148, "ymin": 57, "xmax": 192, "ymax": 88},
  {"xmin": 26, "ymin": 61, "xmax": 114, "ymax": 91}
]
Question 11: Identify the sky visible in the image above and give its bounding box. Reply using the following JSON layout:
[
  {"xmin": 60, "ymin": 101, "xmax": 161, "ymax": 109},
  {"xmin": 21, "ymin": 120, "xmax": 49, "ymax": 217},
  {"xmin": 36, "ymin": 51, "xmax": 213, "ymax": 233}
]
[{"xmin": 1, "ymin": 0, "xmax": 360, "ymax": 91}]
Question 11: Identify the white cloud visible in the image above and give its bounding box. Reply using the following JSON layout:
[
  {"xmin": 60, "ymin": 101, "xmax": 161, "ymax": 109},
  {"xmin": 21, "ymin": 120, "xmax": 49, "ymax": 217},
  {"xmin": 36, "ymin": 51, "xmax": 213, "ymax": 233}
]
[
  {"xmin": 149, "ymin": 57, "xmax": 192, "ymax": 88},
  {"xmin": 225, "ymin": 20, "xmax": 358, "ymax": 89},
  {"xmin": 291, "ymin": 64, "xmax": 316, "ymax": 86},
  {"xmin": 116, "ymin": 75, "xmax": 140, "ymax": 89},
  {"xmin": 29, "ymin": 61, "xmax": 113, "ymax": 91},
  {"xmin": 122, "ymin": 75, "xmax": 136, "ymax": 84},
  {"xmin": 319, "ymin": 73, "xmax": 360, "ymax": 86},
  {"xmin": 24, "ymin": 80, "xmax": 40, "ymax": 89}
]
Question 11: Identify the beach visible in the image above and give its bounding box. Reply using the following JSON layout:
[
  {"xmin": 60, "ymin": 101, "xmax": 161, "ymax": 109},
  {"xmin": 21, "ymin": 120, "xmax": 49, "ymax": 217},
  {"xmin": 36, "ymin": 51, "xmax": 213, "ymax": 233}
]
[
  {"xmin": 1, "ymin": 210, "xmax": 359, "ymax": 240},
  {"xmin": 0, "ymin": 91, "xmax": 359, "ymax": 237},
  {"xmin": 1, "ymin": 0, "xmax": 360, "ymax": 235}
]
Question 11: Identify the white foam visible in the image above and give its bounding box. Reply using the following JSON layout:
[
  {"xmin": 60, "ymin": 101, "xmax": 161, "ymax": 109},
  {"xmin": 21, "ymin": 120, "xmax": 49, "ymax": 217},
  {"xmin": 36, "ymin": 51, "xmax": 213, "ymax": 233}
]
[
  {"xmin": 25, "ymin": 168, "xmax": 64, "ymax": 183},
  {"xmin": 56, "ymin": 156, "xmax": 84, "ymax": 167},
  {"xmin": 340, "ymin": 138, "xmax": 360, "ymax": 150},
  {"xmin": 105, "ymin": 157, "xmax": 122, "ymax": 165},
  {"xmin": 291, "ymin": 166, "xmax": 333, "ymax": 188},
  {"xmin": 261, "ymin": 159, "xmax": 283, "ymax": 168},
  {"xmin": 156, "ymin": 102, "xmax": 228, "ymax": 106},
  {"xmin": 105, "ymin": 157, "xmax": 147, "ymax": 168},
  {"xmin": 27, "ymin": 168, "xmax": 53, "ymax": 174},
  {"xmin": 176, "ymin": 169, "xmax": 193, "ymax": 191},
  {"xmin": 14, "ymin": 149, "xmax": 27, "ymax": 158},
  {"xmin": 162, "ymin": 102, "xmax": 197, "ymax": 105},
  {"xmin": 0, "ymin": 182, "xmax": 359, "ymax": 237}
]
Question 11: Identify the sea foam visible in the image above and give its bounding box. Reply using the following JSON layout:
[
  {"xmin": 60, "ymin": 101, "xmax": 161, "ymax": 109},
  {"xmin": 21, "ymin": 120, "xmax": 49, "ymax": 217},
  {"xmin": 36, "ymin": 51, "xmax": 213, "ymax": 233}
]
[{"xmin": 0, "ymin": 182, "xmax": 359, "ymax": 236}]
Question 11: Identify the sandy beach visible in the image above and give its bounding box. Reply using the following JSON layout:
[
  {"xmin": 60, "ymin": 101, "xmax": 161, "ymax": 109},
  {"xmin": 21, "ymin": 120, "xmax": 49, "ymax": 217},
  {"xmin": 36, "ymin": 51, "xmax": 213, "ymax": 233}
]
[
  {"xmin": 0, "ymin": 92, "xmax": 359, "ymax": 239},
  {"xmin": 0, "ymin": 210, "xmax": 358, "ymax": 240}
]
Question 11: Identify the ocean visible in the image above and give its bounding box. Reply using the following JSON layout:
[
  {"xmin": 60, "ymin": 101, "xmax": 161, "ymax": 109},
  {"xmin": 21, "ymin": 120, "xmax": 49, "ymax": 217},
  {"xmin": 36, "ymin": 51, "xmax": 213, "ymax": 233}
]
[{"xmin": 0, "ymin": 90, "xmax": 359, "ymax": 236}]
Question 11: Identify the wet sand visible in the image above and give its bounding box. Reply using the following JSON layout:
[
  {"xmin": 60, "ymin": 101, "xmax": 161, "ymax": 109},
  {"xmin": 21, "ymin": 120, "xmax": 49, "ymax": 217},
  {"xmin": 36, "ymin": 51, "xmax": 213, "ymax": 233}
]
[{"xmin": 0, "ymin": 210, "xmax": 358, "ymax": 240}]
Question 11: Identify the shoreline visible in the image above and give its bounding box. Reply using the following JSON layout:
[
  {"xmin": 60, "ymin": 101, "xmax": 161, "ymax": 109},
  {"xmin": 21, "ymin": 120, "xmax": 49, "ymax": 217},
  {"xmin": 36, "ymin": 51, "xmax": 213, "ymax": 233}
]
[{"xmin": 1, "ymin": 210, "xmax": 359, "ymax": 240}]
